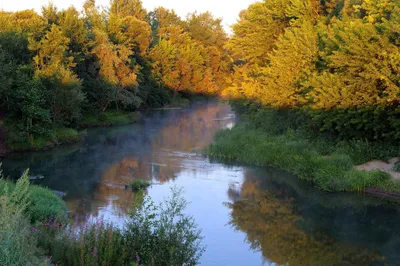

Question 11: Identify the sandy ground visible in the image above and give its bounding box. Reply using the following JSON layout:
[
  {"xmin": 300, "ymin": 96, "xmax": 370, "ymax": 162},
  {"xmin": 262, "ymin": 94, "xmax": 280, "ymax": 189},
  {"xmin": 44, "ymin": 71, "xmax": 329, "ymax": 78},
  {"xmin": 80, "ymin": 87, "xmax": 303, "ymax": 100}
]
[{"xmin": 357, "ymin": 157, "xmax": 400, "ymax": 180}]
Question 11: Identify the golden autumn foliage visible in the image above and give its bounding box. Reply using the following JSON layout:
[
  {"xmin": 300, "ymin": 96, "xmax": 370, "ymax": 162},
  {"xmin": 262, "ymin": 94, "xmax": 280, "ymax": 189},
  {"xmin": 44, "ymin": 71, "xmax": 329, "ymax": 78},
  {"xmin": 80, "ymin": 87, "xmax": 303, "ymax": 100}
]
[
  {"xmin": 92, "ymin": 29, "xmax": 138, "ymax": 89},
  {"xmin": 226, "ymin": 0, "xmax": 400, "ymax": 139},
  {"xmin": 149, "ymin": 9, "xmax": 230, "ymax": 95},
  {"xmin": 0, "ymin": 10, "xmax": 46, "ymax": 35}
]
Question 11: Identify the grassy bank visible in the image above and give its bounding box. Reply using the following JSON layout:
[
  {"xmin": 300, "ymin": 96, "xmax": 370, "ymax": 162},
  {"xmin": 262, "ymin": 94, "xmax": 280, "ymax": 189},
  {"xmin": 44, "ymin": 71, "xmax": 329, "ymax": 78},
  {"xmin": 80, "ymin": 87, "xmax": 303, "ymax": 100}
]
[
  {"xmin": 207, "ymin": 122, "xmax": 400, "ymax": 194},
  {"xmin": 6, "ymin": 126, "xmax": 86, "ymax": 152},
  {"xmin": 79, "ymin": 111, "xmax": 141, "ymax": 128},
  {"xmin": 3, "ymin": 110, "xmax": 141, "ymax": 153}
]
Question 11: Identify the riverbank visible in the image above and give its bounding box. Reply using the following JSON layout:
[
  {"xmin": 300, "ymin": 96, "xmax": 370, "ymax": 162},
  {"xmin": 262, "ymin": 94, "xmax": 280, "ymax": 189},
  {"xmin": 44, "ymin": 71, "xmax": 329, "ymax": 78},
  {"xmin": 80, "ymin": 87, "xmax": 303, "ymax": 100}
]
[
  {"xmin": 207, "ymin": 123, "xmax": 400, "ymax": 196},
  {"xmin": 1, "ymin": 111, "xmax": 142, "ymax": 155},
  {"xmin": 0, "ymin": 170, "xmax": 204, "ymax": 266},
  {"xmin": 79, "ymin": 111, "xmax": 141, "ymax": 128}
]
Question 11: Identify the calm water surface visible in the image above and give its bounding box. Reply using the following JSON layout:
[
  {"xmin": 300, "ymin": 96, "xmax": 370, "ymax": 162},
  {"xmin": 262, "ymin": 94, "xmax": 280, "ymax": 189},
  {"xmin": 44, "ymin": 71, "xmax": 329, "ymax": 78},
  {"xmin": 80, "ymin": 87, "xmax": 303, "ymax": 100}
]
[{"xmin": 2, "ymin": 101, "xmax": 400, "ymax": 265}]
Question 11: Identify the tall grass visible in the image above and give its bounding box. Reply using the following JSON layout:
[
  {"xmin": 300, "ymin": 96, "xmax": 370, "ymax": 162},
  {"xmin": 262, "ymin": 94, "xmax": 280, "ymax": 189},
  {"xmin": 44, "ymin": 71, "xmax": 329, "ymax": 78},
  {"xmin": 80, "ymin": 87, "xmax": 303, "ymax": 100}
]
[
  {"xmin": 6, "ymin": 126, "xmax": 85, "ymax": 152},
  {"xmin": 79, "ymin": 111, "xmax": 141, "ymax": 128},
  {"xmin": 38, "ymin": 188, "xmax": 205, "ymax": 266},
  {"xmin": 0, "ymin": 170, "xmax": 48, "ymax": 266},
  {"xmin": 207, "ymin": 124, "xmax": 400, "ymax": 193}
]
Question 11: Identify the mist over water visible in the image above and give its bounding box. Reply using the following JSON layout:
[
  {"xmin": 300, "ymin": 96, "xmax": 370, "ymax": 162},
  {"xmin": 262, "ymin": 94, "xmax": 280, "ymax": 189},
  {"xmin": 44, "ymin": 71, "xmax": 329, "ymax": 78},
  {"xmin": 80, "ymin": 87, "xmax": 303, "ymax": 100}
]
[{"xmin": 2, "ymin": 101, "xmax": 400, "ymax": 265}]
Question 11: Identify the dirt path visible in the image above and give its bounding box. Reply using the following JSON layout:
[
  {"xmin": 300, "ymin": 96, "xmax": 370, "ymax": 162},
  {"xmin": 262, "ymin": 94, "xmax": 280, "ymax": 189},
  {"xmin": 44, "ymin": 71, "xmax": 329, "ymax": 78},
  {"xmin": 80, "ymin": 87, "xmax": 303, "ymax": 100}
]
[{"xmin": 357, "ymin": 157, "xmax": 400, "ymax": 180}]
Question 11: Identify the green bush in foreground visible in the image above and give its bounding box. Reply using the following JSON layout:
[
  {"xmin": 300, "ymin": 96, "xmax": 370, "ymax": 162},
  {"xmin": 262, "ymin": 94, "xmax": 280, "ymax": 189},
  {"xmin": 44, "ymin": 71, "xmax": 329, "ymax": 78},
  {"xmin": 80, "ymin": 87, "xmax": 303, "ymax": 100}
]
[
  {"xmin": 39, "ymin": 188, "xmax": 205, "ymax": 266},
  {"xmin": 0, "ymin": 168, "xmax": 68, "ymax": 223},
  {"xmin": 207, "ymin": 124, "xmax": 400, "ymax": 193},
  {"xmin": 0, "ymin": 170, "xmax": 48, "ymax": 266}
]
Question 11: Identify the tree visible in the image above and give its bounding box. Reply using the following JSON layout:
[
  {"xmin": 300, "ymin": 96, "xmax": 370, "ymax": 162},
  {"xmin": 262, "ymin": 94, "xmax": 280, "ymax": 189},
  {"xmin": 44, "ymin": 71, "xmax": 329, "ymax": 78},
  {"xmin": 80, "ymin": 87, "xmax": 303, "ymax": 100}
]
[
  {"xmin": 30, "ymin": 24, "xmax": 84, "ymax": 125},
  {"xmin": 91, "ymin": 29, "xmax": 141, "ymax": 110}
]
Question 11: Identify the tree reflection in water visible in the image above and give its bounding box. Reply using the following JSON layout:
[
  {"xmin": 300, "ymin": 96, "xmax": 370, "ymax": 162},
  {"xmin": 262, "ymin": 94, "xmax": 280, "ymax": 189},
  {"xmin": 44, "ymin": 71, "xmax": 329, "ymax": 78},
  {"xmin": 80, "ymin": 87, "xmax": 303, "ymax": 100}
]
[{"xmin": 227, "ymin": 176, "xmax": 386, "ymax": 265}]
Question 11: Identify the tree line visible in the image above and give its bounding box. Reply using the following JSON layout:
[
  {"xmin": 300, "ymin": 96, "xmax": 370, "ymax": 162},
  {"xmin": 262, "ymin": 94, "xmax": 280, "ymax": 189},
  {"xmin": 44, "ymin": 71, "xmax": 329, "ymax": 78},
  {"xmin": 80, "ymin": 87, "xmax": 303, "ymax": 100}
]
[
  {"xmin": 226, "ymin": 0, "xmax": 400, "ymax": 141},
  {"xmin": 1, "ymin": 0, "xmax": 399, "ymax": 147},
  {"xmin": 0, "ymin": 0, "xmax": 229, "ymax": 147}
]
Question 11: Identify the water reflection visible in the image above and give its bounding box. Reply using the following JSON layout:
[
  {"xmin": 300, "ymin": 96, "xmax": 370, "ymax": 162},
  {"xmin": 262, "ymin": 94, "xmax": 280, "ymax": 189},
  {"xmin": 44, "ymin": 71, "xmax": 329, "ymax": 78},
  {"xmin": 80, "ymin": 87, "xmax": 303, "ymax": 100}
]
[
  {"xmin": 227, "ymin": 167, "xmax": 400, "ymax": 265},
  {"xmin": 2, "ymin": 101, "xmax": 400, "ymax": 265},
  {"xmin": 1, "ymin": 101, "xmax": 236, "ymax": 219}
]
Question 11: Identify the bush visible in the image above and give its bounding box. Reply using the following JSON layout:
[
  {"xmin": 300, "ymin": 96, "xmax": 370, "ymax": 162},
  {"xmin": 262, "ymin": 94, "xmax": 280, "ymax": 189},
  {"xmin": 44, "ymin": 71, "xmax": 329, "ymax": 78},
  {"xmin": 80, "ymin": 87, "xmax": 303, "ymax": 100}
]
[
  {"xmin": 124, "ymin": 187, "xmax": 205, "ymax": 266},
  {"xmin": 54, "ymin": 128, "xmax": 86, "ymax": 145},
  {"xmin": 130, "ymin": 179, "xmax": 151, "ymax": 191},
  {"xmin": 39, "ymin": 188, "xmax": 205, "ymax": 266},
  {"xmin": 0, "ymin": 170, "xmax": 48, "ymax": 266},
  {"xmin": 0, "ymin": 169, "xmax": 68, "ymax": 224},
  {"xmin": 28, "ymin": 185, "xmax": 68, "ymax": 223}
]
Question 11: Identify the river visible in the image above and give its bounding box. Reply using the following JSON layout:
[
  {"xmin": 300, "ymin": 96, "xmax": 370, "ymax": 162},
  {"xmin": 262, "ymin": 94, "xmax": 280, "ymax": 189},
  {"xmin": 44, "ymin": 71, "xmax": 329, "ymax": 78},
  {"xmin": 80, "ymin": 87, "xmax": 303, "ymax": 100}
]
[{"xmin": 1, "ymin": 101, "xmax": 400, "ymax": 265}]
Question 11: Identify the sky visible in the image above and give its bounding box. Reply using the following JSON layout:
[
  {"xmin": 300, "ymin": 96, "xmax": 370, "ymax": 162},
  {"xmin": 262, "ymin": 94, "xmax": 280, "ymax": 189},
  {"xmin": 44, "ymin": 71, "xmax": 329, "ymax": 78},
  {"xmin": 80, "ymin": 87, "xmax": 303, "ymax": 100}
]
[{"xmin": 0, "ymin": 0, "xmax": 257, "ymax": 32}]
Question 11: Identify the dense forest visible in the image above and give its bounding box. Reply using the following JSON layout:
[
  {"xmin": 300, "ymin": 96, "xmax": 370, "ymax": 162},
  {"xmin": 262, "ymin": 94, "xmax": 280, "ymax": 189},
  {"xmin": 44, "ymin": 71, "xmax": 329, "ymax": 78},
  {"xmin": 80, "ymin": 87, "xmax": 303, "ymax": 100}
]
[
  {"xmin": 1, "ymin": 0, "xmax": 399, "ymax": 153},
  {"xmin": 226, "ymin": 0, "xmax": 400, "ymax": 141},
  {"xmin": 208, "ymin": 0, "xmax": 400, "ymax": 194},
  {"xmin": 0, "ymin": 0, "xmax": 229, "ymax": 151}
]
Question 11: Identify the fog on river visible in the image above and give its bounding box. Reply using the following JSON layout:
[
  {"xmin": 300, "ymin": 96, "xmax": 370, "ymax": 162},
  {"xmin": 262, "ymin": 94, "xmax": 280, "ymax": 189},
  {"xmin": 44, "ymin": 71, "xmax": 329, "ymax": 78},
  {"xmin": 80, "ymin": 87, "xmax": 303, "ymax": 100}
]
[{"xmin": 2, "ymin": 101, "xmax": 400, "ymax": 266}]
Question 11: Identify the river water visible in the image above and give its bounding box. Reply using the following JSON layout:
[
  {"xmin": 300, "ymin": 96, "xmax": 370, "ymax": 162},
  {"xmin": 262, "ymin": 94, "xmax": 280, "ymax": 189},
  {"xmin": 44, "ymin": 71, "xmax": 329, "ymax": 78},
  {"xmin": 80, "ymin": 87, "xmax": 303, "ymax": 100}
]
[{"xmin": 2, "ymin": 101, "xmax": 400, "ymax": 265}]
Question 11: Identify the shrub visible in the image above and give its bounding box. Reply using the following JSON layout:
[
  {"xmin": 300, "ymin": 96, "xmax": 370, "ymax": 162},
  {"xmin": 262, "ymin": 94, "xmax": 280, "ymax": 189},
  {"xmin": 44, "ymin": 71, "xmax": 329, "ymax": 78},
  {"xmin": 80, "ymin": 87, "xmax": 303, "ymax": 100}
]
[
  {"xmin": 0, "ymin": 169, "xmax": 68, "ymax": 224},
  {"xmin": 39, "ymin": 188, "xmax": 205, "ymax": 266},
  {"xmin": 130, "ymin": 179, "xmax": 151, "ymax": 191},
  {"xmin": 28, "ymin": 185, "xmax": 68, "ymax": 223},
  {"xmin": 0, "ymin": 170, "xmax": 48, "ymax": 266},
  {"xmin": 123, "ymin": 187, "xmax": 205, "ymax": 266},
  {"xmin": 54, "ymin": 128, "xmax": 86, "ymax": 144}
]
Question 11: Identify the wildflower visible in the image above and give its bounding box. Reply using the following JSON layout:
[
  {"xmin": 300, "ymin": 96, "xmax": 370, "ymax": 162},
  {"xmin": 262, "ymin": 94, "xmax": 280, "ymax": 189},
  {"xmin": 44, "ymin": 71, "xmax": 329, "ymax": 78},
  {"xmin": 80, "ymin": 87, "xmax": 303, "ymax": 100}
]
[{"xmin": 92, "ymin": 247, "xmax": 98, "ymax": 257}]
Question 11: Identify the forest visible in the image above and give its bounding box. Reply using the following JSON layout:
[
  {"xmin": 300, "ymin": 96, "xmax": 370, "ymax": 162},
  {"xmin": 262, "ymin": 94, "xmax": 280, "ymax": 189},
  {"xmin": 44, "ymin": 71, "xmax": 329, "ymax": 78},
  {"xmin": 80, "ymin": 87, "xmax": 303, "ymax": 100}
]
[
  {"xmin": 225, "ymin": 0, "xmax": 400, "ymax": 141},
  {"xmin": 0, "ymin": 0, "xmax": 229, "ymax": 151},
  {"xmin": 1, "ymin": 0, "xmax": 399, "ymax": 151},
  {"xmin": 207, "ymin": 0, "xmax": 400, "ymax": 193}
]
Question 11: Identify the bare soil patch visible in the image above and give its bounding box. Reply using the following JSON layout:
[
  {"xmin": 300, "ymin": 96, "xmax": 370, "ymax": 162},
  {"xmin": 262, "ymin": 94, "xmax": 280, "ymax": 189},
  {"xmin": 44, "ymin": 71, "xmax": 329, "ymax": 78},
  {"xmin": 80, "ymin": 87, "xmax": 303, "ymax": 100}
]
[{"xmin": 357, "ymin": 157, "xmax": 400, "ymax": 179}]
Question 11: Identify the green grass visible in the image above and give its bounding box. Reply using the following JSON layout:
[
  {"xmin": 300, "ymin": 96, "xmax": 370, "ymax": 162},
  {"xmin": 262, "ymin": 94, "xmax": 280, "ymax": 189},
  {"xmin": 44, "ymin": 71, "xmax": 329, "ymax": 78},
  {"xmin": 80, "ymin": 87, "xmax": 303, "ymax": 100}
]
[
  {"xmin": 0, "ymin": 171, "xmax": 49, "ymax": 266},
  {"xmin": 80, "ymin": 110, "xmax": 141, "ymax": 128},
  {"xmin": 0, "ymin": 175, "xmax": 68, "ymax": 224},
  {"xmin": 207, "ymin": 124, "xmax": 400, "ymax": 194},
  {"xmin": 6, "ymin": 127, "xmax": 86, "ymax": 152},
  {"xmin": 168, "ymin": 95, "xmax": 190, "ymax": 108},
  {"xmin": 130, "ymin": 179, "xmax": 151, "ymax": 191}
]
